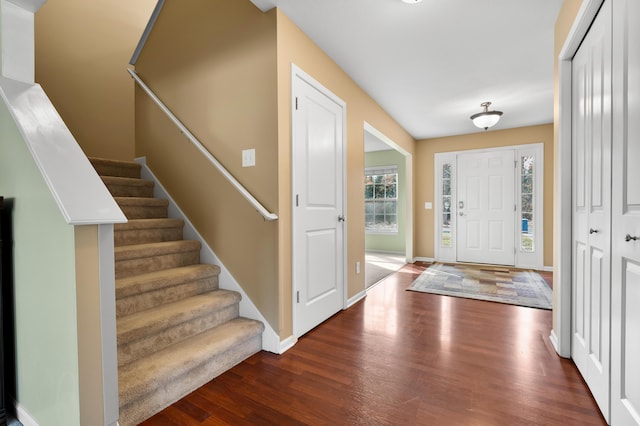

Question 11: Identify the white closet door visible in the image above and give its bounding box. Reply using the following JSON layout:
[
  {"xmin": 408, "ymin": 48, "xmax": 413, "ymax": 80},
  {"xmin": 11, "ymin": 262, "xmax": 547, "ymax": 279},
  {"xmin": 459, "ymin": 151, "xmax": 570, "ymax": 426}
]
[
  {"xmin": 571, "ymin": 0, "xmax": 612, "ymax": 421},
  {"xmin": 611, "ymin": 0, "xmax": 640, "ymax": 424}
]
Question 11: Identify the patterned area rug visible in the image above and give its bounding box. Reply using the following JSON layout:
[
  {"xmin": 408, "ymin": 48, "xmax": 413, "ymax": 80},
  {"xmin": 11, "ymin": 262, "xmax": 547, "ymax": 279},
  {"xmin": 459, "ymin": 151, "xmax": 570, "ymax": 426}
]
[{"xmin": 407, "ymin": 263, "xmax": 552, "ymax": 310}]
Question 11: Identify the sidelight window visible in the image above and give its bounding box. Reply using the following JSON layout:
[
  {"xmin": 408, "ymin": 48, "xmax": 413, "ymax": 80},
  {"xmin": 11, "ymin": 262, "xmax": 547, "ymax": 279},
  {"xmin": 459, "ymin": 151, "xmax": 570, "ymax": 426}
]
[
  {"xmin": 520, "ymin": 155, "xmax": 535, "ymax": 252},
  {"xmin": 441, "ymin": 163, "xmax": 453, "ymax": 247}
]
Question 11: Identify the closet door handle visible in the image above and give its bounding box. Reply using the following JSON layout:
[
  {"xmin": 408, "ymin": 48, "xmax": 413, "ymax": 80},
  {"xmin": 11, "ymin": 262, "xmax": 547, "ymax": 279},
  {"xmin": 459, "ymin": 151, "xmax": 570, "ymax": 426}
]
[
  {"xmin": 625, "ymin": 234, "xmax": 638, "ymax": 242},
  {"xmin": 589, "ymin": 228, "xmax": 599, "ymax": 234}
]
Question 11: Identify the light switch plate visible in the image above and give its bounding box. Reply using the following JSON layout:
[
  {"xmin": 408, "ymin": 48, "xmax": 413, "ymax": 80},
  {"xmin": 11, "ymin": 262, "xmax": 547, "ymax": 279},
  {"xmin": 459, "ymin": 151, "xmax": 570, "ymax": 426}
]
[
  {"xmin": 424, "ymin": 202, "xmax": 433, "ymax": 209},
  {"xmin": 242, "ymin": 149, "xmax": 256, "ymax": 167}
]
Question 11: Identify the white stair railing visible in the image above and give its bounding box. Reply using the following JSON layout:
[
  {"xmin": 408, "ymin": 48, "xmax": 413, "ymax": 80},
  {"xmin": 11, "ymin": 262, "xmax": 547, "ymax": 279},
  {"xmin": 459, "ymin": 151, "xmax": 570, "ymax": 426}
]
[{"xmin": 128, "ymin": 69, "xmax": 278, "ymax": 221}]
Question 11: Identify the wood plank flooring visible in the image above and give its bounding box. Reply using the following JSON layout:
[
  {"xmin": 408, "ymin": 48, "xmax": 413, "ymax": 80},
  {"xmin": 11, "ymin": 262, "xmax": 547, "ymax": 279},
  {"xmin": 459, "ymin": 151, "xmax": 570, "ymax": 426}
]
[{"xmin": 141, "ymin": 262, "xmax": 605, "ymax": 425}]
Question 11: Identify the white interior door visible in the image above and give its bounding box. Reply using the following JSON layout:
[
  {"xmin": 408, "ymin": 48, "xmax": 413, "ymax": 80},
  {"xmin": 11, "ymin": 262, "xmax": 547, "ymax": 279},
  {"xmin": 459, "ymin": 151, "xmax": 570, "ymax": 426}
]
[
  {"xmin": 456, "ymin": 149, "xmax": 515, "ymax": 265},
  {"xmin": 292, "ymin": 68, "xmax": 345, "ymax": 338},
  {"xmin": 611, "ymin": 0, "xmax": 640, "ymax": 423},
  {"xmin": 571, "ymin": 1, "xmax": 612, "ymax": 421}
]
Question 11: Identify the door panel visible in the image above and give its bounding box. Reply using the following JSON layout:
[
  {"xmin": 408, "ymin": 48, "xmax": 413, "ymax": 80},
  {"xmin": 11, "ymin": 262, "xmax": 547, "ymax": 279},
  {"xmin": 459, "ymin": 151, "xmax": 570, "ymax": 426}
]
[
  {"xmin": 612, "ymin": 0, "xmax": 640, "ymax": 423},
  {"xmin": 621, "ymin": 262, "xmax": 640, "ymax": 418},
  {"xmin": 571, "ymin": 1, "xmax": 612, "ymax": 421},
  {"xmin": 306, "ymin": 229, "xmax": 337, "ymax": 301},
  {"xmin": 457, "ymin": 150, "xmax": 515, "ymax": 265},
  {"xmin": 292, "ymin": 71, "xmax": 345, "ymax": 338}
]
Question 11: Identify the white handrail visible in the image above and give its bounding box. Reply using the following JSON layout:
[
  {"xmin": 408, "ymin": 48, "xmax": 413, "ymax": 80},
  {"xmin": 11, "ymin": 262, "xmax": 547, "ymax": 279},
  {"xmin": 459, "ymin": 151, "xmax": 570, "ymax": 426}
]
[{"xmin": 128, "ymin": 69, "xmax": 278, "ymax": 221}]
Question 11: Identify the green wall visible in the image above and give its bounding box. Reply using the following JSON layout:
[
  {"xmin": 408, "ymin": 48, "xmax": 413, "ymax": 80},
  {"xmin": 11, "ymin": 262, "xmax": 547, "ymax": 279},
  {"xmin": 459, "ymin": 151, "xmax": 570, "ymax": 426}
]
[
  {"xmin": 364, "ymin": 149, "xmax": 406, "ymax": 253},
  {"xmin": 0, "ymin": 98, "xmax": 81, "ymax": 425}
]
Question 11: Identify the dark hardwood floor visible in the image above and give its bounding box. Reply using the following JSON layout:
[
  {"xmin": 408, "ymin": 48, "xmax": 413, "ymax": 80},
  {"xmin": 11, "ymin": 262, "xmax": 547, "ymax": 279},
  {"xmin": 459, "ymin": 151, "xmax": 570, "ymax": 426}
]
[{"xmin": 141, "ymin": 262, "xmax": 605, "ymax": 425}]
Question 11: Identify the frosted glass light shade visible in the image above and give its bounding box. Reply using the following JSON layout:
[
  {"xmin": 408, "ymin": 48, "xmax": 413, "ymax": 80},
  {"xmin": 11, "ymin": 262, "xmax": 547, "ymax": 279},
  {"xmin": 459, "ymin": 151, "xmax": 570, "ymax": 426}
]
[
  {"xmin": 470, "ymin": 102, "xmax": 503, "ymax": 130},
  {"xmin": 471, "ymin": 112, "xmax": 502, "ymax": 130}
]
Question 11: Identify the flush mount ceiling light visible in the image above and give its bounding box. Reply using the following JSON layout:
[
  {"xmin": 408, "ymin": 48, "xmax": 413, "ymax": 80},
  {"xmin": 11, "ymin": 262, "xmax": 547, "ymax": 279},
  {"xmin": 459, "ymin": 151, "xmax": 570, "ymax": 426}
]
[
  {"xmin": 470, "ymin": 101, "xmax": 503, "ymax": 130},
  {"xmin": 402, "ymin": 0, "xmax": 423, "ymax": 3}
]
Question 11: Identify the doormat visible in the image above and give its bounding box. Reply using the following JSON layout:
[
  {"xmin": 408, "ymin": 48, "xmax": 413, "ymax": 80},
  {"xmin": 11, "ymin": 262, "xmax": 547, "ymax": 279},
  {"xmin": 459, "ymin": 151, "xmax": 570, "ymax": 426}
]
[{"xmin": 407, "ymin": 263, "xmax": 552, "ymax": 310}]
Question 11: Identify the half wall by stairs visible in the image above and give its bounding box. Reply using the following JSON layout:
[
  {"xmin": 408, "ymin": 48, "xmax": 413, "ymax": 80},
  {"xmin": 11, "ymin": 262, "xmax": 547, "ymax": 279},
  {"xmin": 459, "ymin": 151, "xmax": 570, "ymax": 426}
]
[{"xmin": 90, "ymin": 157, "xmax": 264, "ymax": 425}]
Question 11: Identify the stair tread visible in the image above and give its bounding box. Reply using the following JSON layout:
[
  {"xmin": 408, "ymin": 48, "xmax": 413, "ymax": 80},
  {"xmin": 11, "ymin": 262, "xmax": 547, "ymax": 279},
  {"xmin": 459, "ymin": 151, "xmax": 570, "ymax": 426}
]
[
  {"xmin": 119, "ymin": 317, "xmax": 264, "ymax": 401},
  {"xmin": 90, "ymin": 157, "xmax": 140, "ymax": 168},
  {"xmin": 117, "ymin": 290, "xmax": 241, "ymax": 344},
  {"xmin": 115, "ymin": 197, "xmax": 168, "ymax": 206},
  {"xmin": 89, "ymin": 158, "xmax": 141, "ymax": 178},
  {"xmin": 116, "ymin": 264, "xmax": 219, "ymax": 299},
  {"xmin": 102, "ymin": 176, "xmax": 154, "ymax": 187},
  {"xmin": 115, "ymin": 240, "xmax": 201, "ymax": 261},
  {"xmin": 88, "ymin": 157, "xmax": 140, "ymax": 169},
  {"xmin": 115, "ymin": 218, "xmax": 184, "ymax": 231}
]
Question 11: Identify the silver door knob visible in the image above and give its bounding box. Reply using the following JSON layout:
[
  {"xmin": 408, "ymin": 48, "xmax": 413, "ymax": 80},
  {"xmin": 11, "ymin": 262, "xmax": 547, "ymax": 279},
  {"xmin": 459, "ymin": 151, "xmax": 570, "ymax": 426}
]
[
  {"xmin": 589, "ymin": 228, "xmax": 599, "ymax": 234},
  {"xmin": 338, "ymin": 215, "xmax": 345, "ymax": 222},
  {"xmin": 625, "ymin": 234, "xmax": 638, "ymax": 242}
]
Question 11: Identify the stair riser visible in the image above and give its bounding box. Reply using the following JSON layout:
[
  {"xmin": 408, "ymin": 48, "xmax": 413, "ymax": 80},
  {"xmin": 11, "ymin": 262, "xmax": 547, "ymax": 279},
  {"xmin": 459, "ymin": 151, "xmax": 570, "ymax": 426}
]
[
  {"xmin": 106, "ymin": 183, "xmax": 154, "ymax": 198},
  {"xmin": 91, "ymin": 163, "xmax": 141, "ymax": 179},
  {"xmin": 118, "ymin": 304, "xmax": 239, "ymax": 366},
  {"xmin": 115, "ymin": 227, "xmax": 183, "ymax": 247},
  {"xmin": 118, "ymin": 205, "xmax": 168, "ymax": 219},
  {"xmin": 118, "ymin": 334, "xmax": 262, "ymax": 426},
  {"xmin": 115, "ymin": 251, "xmax": 200, "ymax": 279},
  {"xmin": 117, "ymin": 276, "xmax": 219, "ymax": 317}
]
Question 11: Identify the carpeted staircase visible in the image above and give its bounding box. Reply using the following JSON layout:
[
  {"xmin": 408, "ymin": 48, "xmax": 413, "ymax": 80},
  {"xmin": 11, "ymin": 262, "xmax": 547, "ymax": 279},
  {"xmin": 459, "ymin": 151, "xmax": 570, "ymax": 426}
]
[{"xmin": 89, "ymin": 157, "xmax": 264, "ymax": 425}]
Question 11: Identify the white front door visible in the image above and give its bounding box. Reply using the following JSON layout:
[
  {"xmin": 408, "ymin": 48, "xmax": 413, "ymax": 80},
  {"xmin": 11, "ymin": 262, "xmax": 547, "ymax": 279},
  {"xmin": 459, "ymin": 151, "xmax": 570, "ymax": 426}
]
[
  {"xmin": 456, "ymin": 149, "xmax": 515, "ymax": 265},
  {"xmin": 611, "ymin": 0, "xmax": 640, "ymax": 423},
  {"xmin": 292, "ymin": 68, "xmax": 345, "ymax": 338},
  {"xmin": 571, "ymin": 0, "xmax": 612, "ymax": 421}
]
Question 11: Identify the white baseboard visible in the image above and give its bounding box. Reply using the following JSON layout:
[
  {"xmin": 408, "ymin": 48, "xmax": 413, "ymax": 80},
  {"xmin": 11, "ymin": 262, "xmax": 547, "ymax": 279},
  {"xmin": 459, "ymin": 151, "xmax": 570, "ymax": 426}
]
[
  {"xmin": 347, "ymin": 290, "xmax": 366, "ymax": 308},
  {"xmin": 413, "ymin": 257, "xmax": 434, "ymax": 263},
  {"xmin": 136, "ymin": 158, "xmax": 281, "ymax": 354},
  {"xmin": 14, "ymin": 399, "xmax": 39, "ymax": 426},
  {"xmin": 549, "ymin": 330, "xmax": 565, "ymax": 357},
  {"xmin": 365, "ymin": 249, "xmax": 405, "ymax": 255},
  {"xmin": 541, "ymin": 266, "xmax": 554, "ymax": 272},
  {"xmin": 278, "ymin": 335, "xmax": 297, "ymax": 354}
]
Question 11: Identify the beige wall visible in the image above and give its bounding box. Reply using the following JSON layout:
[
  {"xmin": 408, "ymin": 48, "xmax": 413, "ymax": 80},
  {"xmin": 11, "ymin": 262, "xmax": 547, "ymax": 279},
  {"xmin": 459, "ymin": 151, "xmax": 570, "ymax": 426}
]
[
  {"xmin": 415, "ymin": 124, "xmax": 554, "ymax": 267},
  {"xmin": 35, "ymin": 0, "xmax": 156, "ymax": 160},
  {"xmin": 276, "ymin": 10, "xmax": 416, "ymax": 337},
  {"xmin": 74, "ymin": 225, "xmax": 106, "ymax": 426},
  {"xmin": 135, "ymin": 0, "xmax": 281, "ymax": 330}
]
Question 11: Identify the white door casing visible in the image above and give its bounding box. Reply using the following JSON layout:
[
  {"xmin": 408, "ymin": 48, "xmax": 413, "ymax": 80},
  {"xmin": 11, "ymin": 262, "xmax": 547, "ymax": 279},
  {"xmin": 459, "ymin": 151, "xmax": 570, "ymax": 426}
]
[
  {"xmin": 292, "ymin": 66, "xmax": 346, "ymax": 338},
  {"xmin": 434, "ymin": 145, "xmax": 543, "ymax": 269},
  {"xmin": 571, "ymin": 0, "xmax": 612, "ymax": 421},
  {"xmin": 456, "ymin": 149, "xmax": 515, "ymax": 266},
  {"xmin": 611, "ymin": 0, "xmax": 640, "ymax": 423}
]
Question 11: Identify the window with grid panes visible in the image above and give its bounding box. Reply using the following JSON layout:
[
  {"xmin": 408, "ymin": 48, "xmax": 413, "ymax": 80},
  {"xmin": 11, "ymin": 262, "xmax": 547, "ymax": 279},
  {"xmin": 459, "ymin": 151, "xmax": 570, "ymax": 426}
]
[{"xmin": 364, "ymin": 166, "xmax": 398, "ymax": 233}]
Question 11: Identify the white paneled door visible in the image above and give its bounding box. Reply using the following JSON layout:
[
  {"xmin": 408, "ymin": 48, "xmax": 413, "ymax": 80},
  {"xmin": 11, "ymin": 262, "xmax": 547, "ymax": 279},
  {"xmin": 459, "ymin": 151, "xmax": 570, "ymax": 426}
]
[
  {"xmin": 611, "ymin": 0, "xmax": 640, "ymax": 423},
  {"xmin": 571, "ymin": 0, "xmax": 612, "ymax": 421},
  {"xmin": 456, "ymin": 149, "xmax": 515, "ymax": 265},
  {"xmin": 292, "ymin": 68, "xmax": 345, "ymax": 338}
]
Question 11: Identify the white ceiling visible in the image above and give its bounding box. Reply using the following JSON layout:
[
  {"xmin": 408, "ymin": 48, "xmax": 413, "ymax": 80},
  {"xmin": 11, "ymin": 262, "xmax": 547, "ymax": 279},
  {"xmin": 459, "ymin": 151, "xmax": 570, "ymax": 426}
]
[{"xmin": 258, "ymin": 0, "xmax": 563, "ymax": 141}]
